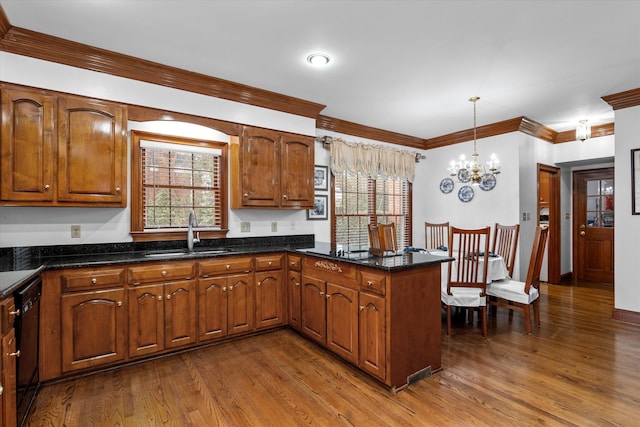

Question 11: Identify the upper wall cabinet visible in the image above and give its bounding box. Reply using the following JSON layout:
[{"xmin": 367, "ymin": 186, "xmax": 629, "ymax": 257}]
[
  {"xmin": 0, "ymin": 83, "xmax": 127, "ymax": 207},
  {"xmin": 231, "ymin": 126, "xmax": 314, "ymax": 209}
]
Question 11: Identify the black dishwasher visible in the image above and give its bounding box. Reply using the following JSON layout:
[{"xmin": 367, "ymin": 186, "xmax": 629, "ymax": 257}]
[{"xmin": 14, "ymin": 276, "xmax": 41, "ymax": 427}]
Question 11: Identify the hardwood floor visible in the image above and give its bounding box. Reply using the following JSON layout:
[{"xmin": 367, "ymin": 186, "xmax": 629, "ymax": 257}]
[{"xmin": 26, "ymin": 281, "xmax": 639, "ymax": 426}]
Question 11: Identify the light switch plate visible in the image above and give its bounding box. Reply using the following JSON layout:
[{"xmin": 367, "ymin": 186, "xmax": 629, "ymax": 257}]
[
  {"xmin": 240, "ymin": 221, "xmax": 251, "ymax": 232},
  {"xmin": 71, "ymin": 225, "xmax": 81, "ymax": 238},
  {"xmin": 271, "ymin": 222, "xmax": 277, "ymax": 232}
]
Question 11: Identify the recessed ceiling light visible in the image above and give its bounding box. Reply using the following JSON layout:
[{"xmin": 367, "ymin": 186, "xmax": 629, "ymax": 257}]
[{"xmin": 306, "ymin": 52, "xmax": 331, "ymax": 66}]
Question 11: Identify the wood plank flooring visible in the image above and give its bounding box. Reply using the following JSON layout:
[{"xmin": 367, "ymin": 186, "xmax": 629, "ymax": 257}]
[{"xmin": 26, "ymin": 281, "xmax": 640, "ymax": 426}]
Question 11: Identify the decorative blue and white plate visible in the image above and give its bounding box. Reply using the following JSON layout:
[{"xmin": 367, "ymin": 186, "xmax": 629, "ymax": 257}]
[
  {"xmin": 439, "ymin": 178, "xmax": 454, "ymax": 194},
  {"xmin": 457, "ymin": 168, "xmax": 471, "ymax": 183},
  {"xmin": 479, "ymin": 173, "xmax": 497, "ymax": 191},
  {"xmin": 458, "ymin": 185, "xmax": 474, "ymax": 202}
]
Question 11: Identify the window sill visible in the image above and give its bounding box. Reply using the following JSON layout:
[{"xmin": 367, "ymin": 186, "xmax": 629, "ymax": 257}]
[{"xmin": 130, "ymin": 229, "xmax": 229, "ymax": 242}]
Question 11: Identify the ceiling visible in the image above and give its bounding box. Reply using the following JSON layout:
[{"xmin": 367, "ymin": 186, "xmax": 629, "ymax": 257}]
[{"xmin": 2, "ymin": 0, "xmax": 639, "ymax": 140}]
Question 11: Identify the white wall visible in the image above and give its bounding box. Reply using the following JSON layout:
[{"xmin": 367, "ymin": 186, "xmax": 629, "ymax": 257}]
[{"xmin": 613, "ymin": 105, "xmax": 640, "ymax": 313}]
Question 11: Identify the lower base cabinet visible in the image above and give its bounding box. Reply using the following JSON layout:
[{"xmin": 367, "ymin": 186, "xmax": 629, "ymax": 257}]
[
  {"xmin": 0, "ymin": 294, "xmax": 18, "ymax": 427},
  {"xmin": 61, "ymin": 288, "xmax": 127, "ymax": 373}
]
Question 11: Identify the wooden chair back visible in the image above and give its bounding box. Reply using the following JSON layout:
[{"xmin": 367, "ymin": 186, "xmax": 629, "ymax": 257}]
[
  {"xmin": 425, "ymin": 221, "xmax": 449, "ymax": 249},
  {"xmin": 446, "ymin": 226, "xmax": 491, "ymax": 294},
  {"xmin": 523, "ymin": 225, "xmax": 549, "ymax": 295},
  {"xmin": 491, "ymin": 223, "xmax": 520, "ymax": 277},
  {"xmin": 368, "ymin": 222, "xmax": 398, "ymax": 255}
]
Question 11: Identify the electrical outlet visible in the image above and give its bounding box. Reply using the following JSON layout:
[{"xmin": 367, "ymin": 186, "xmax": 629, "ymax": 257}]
[
  {"xmin": 271, "ymin": 222, "xmax": 277, "ymax": 232},
  {"xmin": 240, "ymin": 221, "xmax": 251, "ymax": 232},
  {"xmin": 71, "ymin": 225, "xmax": 81, "ymax": 238}
]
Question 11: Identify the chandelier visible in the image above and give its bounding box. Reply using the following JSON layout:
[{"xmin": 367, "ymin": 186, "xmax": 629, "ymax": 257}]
[{"xmin": 447, "ymin": 96, "xmax": 500, "ymax": 185}]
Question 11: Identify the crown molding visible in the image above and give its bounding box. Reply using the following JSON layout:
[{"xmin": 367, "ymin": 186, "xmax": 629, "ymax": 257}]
[
  {"xmin": 316, "ymin": 115, "xmax": 426, "ymax": 149},
  {"xmin": 555, "ymin": 122, "xmax": 615, "ymax": 144},
  {"xmin": 602, "ymin": 88, "xmax": 640, "ymax": 111},
  {"xmin": 0, "ymin": 6, "xmax": 10, "ymax": 37},
  {"xmin": 0, "ymin": 26, "xmax": 325, "ymax": 119}
]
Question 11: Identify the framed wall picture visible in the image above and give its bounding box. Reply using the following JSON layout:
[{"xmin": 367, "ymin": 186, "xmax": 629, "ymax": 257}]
[
  {"xmin": 314, "ymin": 165, "xmax": 329, "ymax": 191},
  {"xmin": 307, "ymin": 194, "xmax": 328, "ymax": 220},
  {"xmin": 632, "ymin": 149, "xmax": 640, "ymax": 214}
]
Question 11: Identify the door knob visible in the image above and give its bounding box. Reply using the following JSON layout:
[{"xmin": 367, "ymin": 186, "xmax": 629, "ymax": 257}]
[{"xmin": 580, "ymin": 231, "xmax": 586, "ymax": 236}]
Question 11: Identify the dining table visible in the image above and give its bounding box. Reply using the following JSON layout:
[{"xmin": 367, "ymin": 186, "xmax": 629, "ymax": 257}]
[{"xmin": 427, "ymin": 249, "xmax": 509, "ymax": 284}]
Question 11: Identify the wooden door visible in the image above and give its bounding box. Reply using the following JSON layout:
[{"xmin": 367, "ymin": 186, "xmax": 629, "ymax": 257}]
[
  {"xmin": 573, "ymin": 168, "xmax": 614, "ymax": 283},
  {"xmin": 0, "ymin": 86, "xmax": 55, "ymax": 202},
  {"xmin": 326, "ymin": 283, "xmax": 358, "ymax": 364},
  {"xmin": 358, "ymin": 291, "xmax": 386, "ymax": 381},
  {"xmin": 1, "ymin": 329, "xmax": 17, "ymax": 427},
  {"xmin": 301, "ymin": 275, "xmax": 326, "ymax": 345},
  {"xmin": 197, "ymin": 276, "xmax": 228, "ymax": 341},
  {"xmin": 287, "ymin": 270, "xmax": 302, "ymax": 331},
  {"xmin": 281, "ymin": 134, "xmax": 314, "ymax": 208},
  {"xmin": 128, "ymin": 284, "xmax": 164, "ymax": 357},
  {"xmin": 240, "ymin": 126, "xmax": 281, "ymax": 207},
  {"xmin": 57, "ymin": 95, "xmax": 126, "ymax": 205},
  {"xmin": 255, "ymin": 270, "xmax": 284, "ymax": 329},
  {"xmin": 227, "ymin": 274, "xmax": 254, "ymax": 336},
  {"xmin": 164, "ymin": 280, "xmax": 197, "ymax": 349},
  {"xmin": 61, "ymin": 289, "xmax": 126, "ymax": 371}
]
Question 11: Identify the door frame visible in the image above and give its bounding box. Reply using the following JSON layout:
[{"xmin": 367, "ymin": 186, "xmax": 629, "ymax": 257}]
[{"xmin": 537, "ymin": 163, "xmax": 561, "ymax": 284}]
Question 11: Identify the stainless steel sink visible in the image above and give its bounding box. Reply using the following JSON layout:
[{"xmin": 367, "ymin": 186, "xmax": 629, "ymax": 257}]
[{"xmin": 144, "ymin": 249, "xmax": 230, "ymax": 258}]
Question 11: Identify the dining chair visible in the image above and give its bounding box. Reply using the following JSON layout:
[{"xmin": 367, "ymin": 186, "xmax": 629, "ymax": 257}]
[
  {"xmin": 487, "ymin": 225, "xmax": 549, "ymax": 334},
  {"xmin": 368, "ymin": 223, "xmax": 398, "ymax": 255},
  {"xmin": 491, "ymin": 223, "xmax": 520, "ymax": 278},
  {"xmin": 425, "ymin": 221, "xmax": 449, "ymax": 249},
  {"xmin": 441, "ymin": 226, "xmax": 491, "ymax": 337}
]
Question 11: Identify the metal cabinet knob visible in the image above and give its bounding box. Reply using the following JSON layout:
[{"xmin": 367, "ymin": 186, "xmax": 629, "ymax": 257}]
[
  {"xmin": 116, "ymin": 187, "xmax": 121, "ymax": 193},
  {"xmin": 8, "ymin": 350, "xmax": 20, "ymax": 357},
  {"xmin": 91, "ymin": 278, "xmax": 97, "ymax": 284},
  {"xmin": 9, "ymin": 309, "xmax": 20, "ymax": 316},
  {"xmin": 44, "ymin": 184, "xmax": 50, "ymax": 190},
  {"xmin": 162, "ymin": 271, "xmax": 167, "ymax": 276}
]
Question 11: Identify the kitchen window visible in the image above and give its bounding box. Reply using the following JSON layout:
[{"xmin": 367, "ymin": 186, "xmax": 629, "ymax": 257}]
[
  {"xmin": 130, "ymin": 131, "xmax": 228, "ymax": 241},
  {"xmin": 333, "ymin": 171, "xmax": 412, "ymax": 251}
]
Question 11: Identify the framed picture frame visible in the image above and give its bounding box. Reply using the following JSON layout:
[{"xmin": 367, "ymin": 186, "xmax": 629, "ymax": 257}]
[
  {"xmin": 307, "ymin": 194, "xmax": 328, "ymax": 220},
  {"xmin": 314, "ymin": 165, "xmax": 329, "ymax": 191},
  {"xmin": 632, "ymin": 149, "xmax": 640, "ymax": 215}
]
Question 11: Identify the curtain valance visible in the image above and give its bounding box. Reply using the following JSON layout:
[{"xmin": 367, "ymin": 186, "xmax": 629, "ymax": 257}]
[{"xmin": 329, "ymin": 138, "xmax": 416, "ymax": 182}]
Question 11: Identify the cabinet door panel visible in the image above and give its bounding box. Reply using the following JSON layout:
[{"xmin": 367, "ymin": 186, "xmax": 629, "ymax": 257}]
[
  {"xmin": 287, "ymin": 271, "xmax": 302, "ymax": 331},
  {"xmin": 61, "ymin": 289, "xmax": 126, "ymax": 372},
  {"xmin": 255, "ymin": 270, "xmax": 283, "ymax": 329},
  {"xmin": 358, "ymin": 292, "xmax": 386, "ymax": 381},
  {"xmin": 165, "ymin": 280, "xmax": 197, "ymax": 349},
  {"xmin": 240, "ymin": 127, "xmax": 281, "ymax": 207},
  {"xmin": 1, "ymin": 328, "xmax": 17, "ymax": 427},
  {"xmin": 227, "ymin": 275, "xmax": 254, "ymax": 335},
  {"xmin": 198, "ymin": 277, "xmax": 228, "ymax": 341},
  {"xmin": 128, "ymin": 285, "xmax": 164, "ymax": 358},
  {"xmin": 57, "ymin": 96, "xmax": 125, "ymax": 204},
  {"xmin": 0, "ymin": 87, "xmax": 55, "ymax": 201},
  {"xmin": 281, "ymin": 135, "xmax": 314, "ymax": 208},
  {"xmin": 301, "ymin": 275, "xmax": 326, "ymax": 345},
  {"xmin": 326, "ymin": 283, "xmax": 358, "ymax": 364}
]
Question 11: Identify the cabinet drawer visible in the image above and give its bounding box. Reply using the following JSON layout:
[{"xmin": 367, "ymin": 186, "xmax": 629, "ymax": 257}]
[
  {"xmin": 302, "ymin": 256, "xmax": 357, "ymax": 287},
  {"xmin": 255, "ymin": 254, "xmax": 283, "ymax": 271},
  {"xmin": 128, "ymin": 262, "xmax": 196, "ymax": 284},
  {"xmin": 359, "ymin": 269, "xmax": 387, "ymax": 296},
  {"xmin": 287, "ymin": 255, "xmax": 301, "ymax": 272},
  {"xmin": 61, "ymin": 267, "xmax": 125, "ymax": 292},
  {"xmin": 198, "ymin": 257, "xmax": 253, "ymax": 277}
]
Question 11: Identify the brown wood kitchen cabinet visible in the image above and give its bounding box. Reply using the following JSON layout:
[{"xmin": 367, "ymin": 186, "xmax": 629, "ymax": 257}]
[
  {"xmin": 197, "ymin": 256, "xmax": 254, "ymax": 341},
  {"xmin": 230, "ymin": 126, "xmax": 314, "ymax": 209},
  {"xmin": 0, "ymin": 83, "xmax": 127, "ymax": 207},
  {"xmin": 301, "ymin": 256, "xmax": 359, "ymax": 365},
  {"xmin": 56, "ymin": 267, "xmax": 127, "ymax": 374},
  {"xmin": 127, "ymin": 261, "xmax": 197, "ymax": 358},
  {"xmin": 0, "ymin": 296, "xmax": 18, "ymax": 427},
  {"xmin": 286, "ymin": 254, "xmax": 302, "ymax": 331},
  {"xmin": 255, "ymin": 254, "xmax": 285, "ymax": 330}
]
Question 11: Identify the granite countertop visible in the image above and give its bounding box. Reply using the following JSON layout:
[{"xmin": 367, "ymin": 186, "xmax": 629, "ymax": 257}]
[{"xmin": 0, "ymin": 240, "xmax": 453, "ymax": 298}]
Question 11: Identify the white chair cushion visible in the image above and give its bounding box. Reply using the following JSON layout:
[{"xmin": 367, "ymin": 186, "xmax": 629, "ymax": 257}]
[
  {"xmin": 486, "ymin": 279, "xmax": 539, "ymax": 305},
  {"xmin": 441, "ymin": 280, "xmax": 486, "ymax": 307}
]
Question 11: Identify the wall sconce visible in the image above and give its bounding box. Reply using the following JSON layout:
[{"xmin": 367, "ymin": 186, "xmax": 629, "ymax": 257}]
[{"xmin": 576, "ymin": 119, "xmax": 591, "ymax": 142}]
